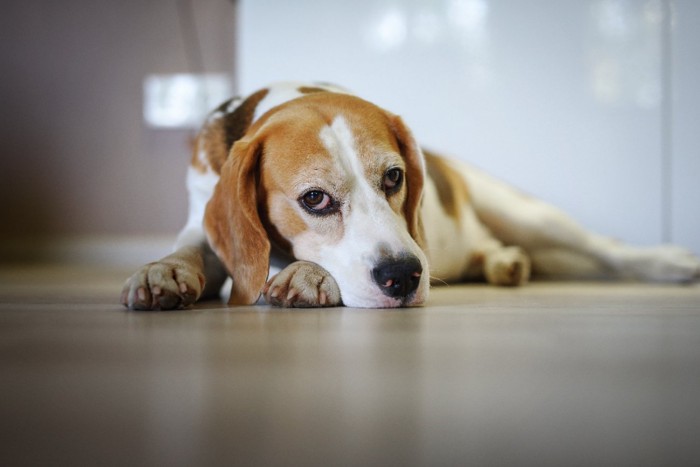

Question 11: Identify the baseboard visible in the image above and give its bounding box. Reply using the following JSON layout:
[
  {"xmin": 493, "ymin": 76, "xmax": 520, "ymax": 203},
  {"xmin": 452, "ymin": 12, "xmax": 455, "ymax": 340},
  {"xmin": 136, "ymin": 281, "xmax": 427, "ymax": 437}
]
[{"xmin": 0, "ymin": 235, "xmax": 176, "ymax": 268}]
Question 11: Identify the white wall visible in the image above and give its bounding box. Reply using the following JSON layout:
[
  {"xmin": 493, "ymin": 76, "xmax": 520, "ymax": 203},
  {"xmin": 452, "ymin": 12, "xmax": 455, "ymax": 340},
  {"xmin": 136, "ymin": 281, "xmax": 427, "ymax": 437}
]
[{"xmin": 239, "ymin": 0, "xmax": 699, "ymax": 254}]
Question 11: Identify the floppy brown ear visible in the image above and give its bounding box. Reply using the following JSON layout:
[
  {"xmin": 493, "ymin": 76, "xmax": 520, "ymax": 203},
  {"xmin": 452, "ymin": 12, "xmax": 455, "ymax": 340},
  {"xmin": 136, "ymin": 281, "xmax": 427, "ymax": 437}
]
[
  {"xmin": 204, "ymin": 138, "xmax": 270, "ymax": 305},
  {"xmin": 389, "ymin": 115, "xmax": 426, "ymax": 250}
]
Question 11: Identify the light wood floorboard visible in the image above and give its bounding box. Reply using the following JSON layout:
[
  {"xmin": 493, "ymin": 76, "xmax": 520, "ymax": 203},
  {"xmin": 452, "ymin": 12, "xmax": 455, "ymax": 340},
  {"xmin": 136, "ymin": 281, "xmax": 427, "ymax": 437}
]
[{"xmin": 1, "ymin": 264, "xmax": 699, "ymax": 466}]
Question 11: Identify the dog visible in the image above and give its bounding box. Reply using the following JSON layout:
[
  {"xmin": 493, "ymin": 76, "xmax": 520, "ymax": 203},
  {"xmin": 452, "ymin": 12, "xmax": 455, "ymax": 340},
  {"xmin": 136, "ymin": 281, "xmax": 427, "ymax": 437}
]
[{"xmin": 121, "ymin": 81, "xmax": 700, "ymax": 310}]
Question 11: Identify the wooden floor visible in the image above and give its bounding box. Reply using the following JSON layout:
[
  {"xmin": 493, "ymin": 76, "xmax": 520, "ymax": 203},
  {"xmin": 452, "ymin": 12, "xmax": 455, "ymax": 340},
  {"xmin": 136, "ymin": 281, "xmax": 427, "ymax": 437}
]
[{"xmin": 1, "ymin": 263, "xmax": 700, "ymax": 466}]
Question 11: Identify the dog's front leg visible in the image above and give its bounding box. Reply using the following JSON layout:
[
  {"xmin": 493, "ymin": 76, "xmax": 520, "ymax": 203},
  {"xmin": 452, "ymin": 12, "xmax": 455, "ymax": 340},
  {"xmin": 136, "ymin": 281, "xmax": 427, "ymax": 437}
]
[
  {"xmin": 262, "ymin": 261, "xmax": 342, "ymax": 308},
  {"xmin": 121, "ymin": 245, "xmax": 220, "ymax": 310}
]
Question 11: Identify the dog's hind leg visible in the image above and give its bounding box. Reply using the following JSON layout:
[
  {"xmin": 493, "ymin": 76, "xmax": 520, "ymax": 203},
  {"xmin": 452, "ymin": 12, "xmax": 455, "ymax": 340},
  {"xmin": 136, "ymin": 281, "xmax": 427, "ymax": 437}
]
[
  {"xmin": 422, "ymin": 182, "xmax": 531, "ymax": 287},
  {"xmin": 456, "ymin": 161, "xmax": 700, "ymax": 282},
  {"xmin": 463, "ymin": 223, "xmax": 532, "ymax": 287}
]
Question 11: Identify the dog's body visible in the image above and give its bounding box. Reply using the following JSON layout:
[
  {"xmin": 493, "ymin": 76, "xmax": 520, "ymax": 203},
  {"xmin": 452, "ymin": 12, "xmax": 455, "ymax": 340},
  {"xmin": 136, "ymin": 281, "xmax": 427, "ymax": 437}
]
[{"xmin": 122, "ymin": 82, "xmax": 700, "ymax": 309}]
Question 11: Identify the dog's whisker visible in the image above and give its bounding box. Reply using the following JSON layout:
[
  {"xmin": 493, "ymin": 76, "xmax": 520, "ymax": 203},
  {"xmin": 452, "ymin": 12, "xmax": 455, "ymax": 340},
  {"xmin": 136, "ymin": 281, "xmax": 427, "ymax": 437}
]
[{"xmin": 429, "ymin": 275, "xmax": 449, "ymax": 287}]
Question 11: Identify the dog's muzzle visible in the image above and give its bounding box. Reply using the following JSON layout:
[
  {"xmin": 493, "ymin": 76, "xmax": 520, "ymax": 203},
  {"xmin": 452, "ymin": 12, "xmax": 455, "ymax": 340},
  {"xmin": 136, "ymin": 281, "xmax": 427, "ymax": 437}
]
[{"xmin": 372, "ymin": 255, "xmax": 423, "ymax": 301}]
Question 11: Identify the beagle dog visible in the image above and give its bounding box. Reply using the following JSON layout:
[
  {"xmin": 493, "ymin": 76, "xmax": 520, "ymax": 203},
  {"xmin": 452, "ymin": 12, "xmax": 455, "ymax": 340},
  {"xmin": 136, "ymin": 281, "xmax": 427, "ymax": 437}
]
[{"xmin": 121, "ymin": 82, "xmax": 700, "ymax": 309}]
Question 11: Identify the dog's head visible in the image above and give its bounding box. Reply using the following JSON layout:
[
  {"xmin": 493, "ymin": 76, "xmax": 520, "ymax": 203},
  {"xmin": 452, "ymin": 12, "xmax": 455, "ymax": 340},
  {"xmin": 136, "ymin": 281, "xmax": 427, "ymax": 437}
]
[{"xmin": 204, "ymin": 92, "xmax": 428, "ymax": 307}]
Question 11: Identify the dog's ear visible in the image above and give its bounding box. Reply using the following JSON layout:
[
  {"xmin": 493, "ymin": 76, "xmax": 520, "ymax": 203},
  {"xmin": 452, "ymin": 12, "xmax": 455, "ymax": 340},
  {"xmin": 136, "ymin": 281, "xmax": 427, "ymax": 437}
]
[
  {"xmin": 204, "ymin": 137, "xmax": 270, "ymax": 305},
  {"xmin": 389, "ymin": 115, "xmax": 426, "ymax": 249}
]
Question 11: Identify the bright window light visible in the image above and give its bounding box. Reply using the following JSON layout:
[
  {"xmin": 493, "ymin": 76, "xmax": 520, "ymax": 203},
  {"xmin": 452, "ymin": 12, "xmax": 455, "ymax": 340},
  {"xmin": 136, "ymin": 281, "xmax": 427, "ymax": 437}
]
[{"xmin": 143, "ymin": 73, "xmax": 232, "ymax": 128}]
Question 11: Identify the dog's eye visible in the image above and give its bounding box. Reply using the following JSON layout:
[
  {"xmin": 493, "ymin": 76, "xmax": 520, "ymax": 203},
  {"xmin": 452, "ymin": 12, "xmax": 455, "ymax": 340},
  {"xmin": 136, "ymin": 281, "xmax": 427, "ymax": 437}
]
[
  {"xmin": 300, "ymin": 190, "xmax": 335, "ymax": 214},
  {"xmin": 383, "ymin": 168, "xmax": 403, "ymax": 195}
]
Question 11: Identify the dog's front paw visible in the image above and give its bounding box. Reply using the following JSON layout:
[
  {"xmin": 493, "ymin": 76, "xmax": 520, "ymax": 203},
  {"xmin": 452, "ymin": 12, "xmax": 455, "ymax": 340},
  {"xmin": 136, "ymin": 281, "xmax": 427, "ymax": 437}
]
[
  {"xmin": 484, "ymin": 246, "xmax": 531, "ymax": 286},
  {"xmin": 262, "ymin": 261, "xmax": 342, "ymax": 308},
  {"xmin": 121, "ymin": 260, "xmax": 205, "ymax": 311}
]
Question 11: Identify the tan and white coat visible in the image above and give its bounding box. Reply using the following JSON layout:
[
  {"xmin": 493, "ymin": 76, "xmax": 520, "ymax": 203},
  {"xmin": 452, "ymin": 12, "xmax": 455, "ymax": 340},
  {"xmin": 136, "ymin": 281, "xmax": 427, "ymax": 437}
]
[{"xmin": 122, "ymin": 82, "xmax": 700, "ymax": 309}]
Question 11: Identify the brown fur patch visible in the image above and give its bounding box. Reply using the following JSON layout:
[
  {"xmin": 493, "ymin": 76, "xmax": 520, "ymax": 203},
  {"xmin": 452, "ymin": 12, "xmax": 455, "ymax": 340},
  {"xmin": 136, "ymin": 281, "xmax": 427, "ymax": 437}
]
[
  {"xmin": 255, "ymin": 103, "xmax": 344, "ymax": 245},
  {"xmin": 189, "ymin": 134, "xmax": 207, "ymax": 173},
  {"xmin": 269, "ymin": 195, "xmax": 308, "ymax": 239},
  {"xmin": 192, "ymin": 119, "xmax": 228, "ymax": 173},
  {"xmin": 298, "ymin": 86, "xmax": 329, "ymax": 94},
  {"xmin": 222, "ymin": 88, "xmax": 270, "ymax": 150},
  {"xmin": 423, "ymin": 149, "xmax": 470, "ymax": 221},
  {"xmin": 191, "ymin": 89, "xmax": 270, "ymax": 174},
  {"xmin": 204, "ymin": 138, "xmax": 271, "ymax": 305}
]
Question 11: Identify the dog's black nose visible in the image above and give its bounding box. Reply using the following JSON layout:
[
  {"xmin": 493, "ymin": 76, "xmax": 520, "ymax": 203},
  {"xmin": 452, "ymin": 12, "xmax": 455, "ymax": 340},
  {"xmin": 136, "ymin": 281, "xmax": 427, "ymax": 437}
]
[{"xmin": 372, "ymin": 256, "xmax": 423, "ymax": 300}]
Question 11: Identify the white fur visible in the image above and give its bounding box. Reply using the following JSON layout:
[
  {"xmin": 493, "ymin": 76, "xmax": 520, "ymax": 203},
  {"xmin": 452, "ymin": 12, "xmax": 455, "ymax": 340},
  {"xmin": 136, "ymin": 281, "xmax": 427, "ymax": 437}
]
[
  {"xmin": 251, "ymin": 81, "xmax": 349, "ymax": 123},
  {"xmin": 175, "ymin": 166, "xmax": 219, "ymax": 250},
  {"xmin": 421, "ymin": 176, "xmax": 496, "ymax": 282}
]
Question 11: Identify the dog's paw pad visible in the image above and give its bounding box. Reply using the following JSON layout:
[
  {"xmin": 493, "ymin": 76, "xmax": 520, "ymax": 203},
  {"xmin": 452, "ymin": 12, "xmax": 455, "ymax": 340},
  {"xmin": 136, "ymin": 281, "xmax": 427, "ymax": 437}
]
[
  {"xmin": 485, "ymin": 247, "xmax": 531, "ymax": 286},
  {"xmin": 263, "ymin": 261, "xmax": 341, "ymax": 308},
  {"xmin": 121, "ymin": 261, "xmax": 204, "ymax": 311}
]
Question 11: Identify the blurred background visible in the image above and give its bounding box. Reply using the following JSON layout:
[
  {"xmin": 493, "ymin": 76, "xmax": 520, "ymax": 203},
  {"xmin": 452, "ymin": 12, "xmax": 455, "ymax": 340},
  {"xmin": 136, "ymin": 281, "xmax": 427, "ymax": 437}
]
[{"xmin": 1, "ymin": 0, "xmax": 698, "ymax": 264}]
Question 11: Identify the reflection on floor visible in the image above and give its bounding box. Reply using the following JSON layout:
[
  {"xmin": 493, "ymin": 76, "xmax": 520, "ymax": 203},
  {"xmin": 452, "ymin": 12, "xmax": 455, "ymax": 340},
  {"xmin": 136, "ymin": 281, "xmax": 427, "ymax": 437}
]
[{"xmin": 1, "ymin": 263, "xmax": 700, "ymax": 466}]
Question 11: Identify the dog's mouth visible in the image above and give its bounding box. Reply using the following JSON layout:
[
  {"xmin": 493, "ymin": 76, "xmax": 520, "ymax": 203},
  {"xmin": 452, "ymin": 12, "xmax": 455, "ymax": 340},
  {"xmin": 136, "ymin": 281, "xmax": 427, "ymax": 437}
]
[
  {"xmin": 388, "ymin": 291, "xmax": 424, "ymax": 308},
  {"xmin": 342, "ymin": 291, "xmax": 424, "ymax": 309}
]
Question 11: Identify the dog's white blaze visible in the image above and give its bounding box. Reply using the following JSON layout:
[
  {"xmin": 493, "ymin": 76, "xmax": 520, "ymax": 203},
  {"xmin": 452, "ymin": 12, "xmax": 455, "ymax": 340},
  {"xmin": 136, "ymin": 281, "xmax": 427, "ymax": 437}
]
[{"xmin": 319, "ymin": 116, "xmax": 380, "ymax": 212}]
